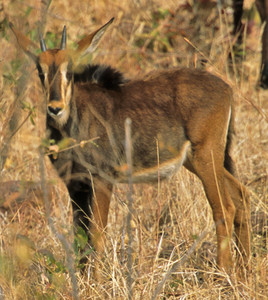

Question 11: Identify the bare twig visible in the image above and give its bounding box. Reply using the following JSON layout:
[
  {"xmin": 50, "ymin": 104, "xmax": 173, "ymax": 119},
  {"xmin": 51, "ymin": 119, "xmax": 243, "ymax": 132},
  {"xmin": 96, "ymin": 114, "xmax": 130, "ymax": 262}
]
[
  {"xmin": 6, "ymin": 111, "xmax": 32, "ymax": 143},
  {"xmin": 38, "ymin": 148, "xmax": 79, "ymax": 300},
  {"xmin": 151, "ymin": 229, "xmax": 210, "ymax": 300},
  {"xmin": 38, "ymin": 0, "xmax": 53, "ymax": 35},
  {"xmin": 125, "ymin": 118, "xmax": 134, "ymax": 300},
  {"xmin": 0, "ymin": 61, "xmax": 31, "ymax": 171}
]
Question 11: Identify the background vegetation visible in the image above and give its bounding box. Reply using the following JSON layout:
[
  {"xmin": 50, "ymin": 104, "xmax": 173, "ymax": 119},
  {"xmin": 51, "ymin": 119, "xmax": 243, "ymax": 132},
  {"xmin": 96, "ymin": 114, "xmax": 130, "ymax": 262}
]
[{"xmin": 0, "ymin": 0, "xmax": 267, "ymax": 299}]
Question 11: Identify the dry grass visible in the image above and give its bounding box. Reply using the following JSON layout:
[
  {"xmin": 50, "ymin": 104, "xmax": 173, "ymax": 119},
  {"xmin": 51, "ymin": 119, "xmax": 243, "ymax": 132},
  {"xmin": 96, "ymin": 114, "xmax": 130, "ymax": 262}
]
[{"xmin": 0, "ymin": 0, "xmax": 267, "ymax": 299}]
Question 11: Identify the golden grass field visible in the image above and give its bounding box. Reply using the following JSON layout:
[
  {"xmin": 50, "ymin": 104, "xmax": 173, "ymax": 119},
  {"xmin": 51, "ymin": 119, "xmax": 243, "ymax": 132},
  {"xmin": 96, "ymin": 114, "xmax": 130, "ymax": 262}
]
[{"xmin": 0, "ymin": 0, "xmax": 267, "ymax": 299}]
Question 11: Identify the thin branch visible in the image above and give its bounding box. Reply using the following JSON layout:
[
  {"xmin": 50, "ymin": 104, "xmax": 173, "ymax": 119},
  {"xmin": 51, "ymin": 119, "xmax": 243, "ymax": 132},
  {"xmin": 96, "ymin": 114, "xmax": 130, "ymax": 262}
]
[
  {"xmin": 125, "ymin": 118, "xmax": 134, "ymax": 300},
  {"xmin": 151, "ymin": 229, "xmax": 210, "ymax": 300},
  {"xmin": 7, "ymin": 111, "xmax": 32, "ymax": 143},
  {"xmin": 38, "ymin": 148, "xmax": 79, "ymax": 300}
]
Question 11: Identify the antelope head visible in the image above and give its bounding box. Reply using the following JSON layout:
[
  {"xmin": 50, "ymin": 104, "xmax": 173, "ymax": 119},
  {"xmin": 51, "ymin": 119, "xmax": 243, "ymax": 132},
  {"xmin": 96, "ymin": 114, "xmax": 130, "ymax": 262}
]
[{"xmin": 10, "ymin": 18, "xmax": 114, "ymax": 126}]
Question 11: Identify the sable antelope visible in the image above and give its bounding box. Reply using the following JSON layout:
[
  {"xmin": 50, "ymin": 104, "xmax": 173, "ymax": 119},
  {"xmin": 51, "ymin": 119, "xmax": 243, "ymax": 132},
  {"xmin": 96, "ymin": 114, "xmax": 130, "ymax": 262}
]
[
  {"xmin": 10, "ymin": 18, "xmax": 250, "ymax": 278},
  {"xmin": 233, "ymin": 0, "xmax": 268, "ymax": 88}
]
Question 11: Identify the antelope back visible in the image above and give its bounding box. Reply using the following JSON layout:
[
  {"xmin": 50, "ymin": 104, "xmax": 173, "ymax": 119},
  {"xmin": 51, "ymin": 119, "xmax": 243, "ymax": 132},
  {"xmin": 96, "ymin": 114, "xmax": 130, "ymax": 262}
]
[{"xmin": 10, "ymin": 19, "xmax": 114, "ymax": 126}]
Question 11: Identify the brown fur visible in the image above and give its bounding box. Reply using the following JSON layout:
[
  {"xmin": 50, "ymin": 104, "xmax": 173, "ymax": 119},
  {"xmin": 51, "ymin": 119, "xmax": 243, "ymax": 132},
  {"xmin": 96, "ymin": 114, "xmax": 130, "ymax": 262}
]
[{"xmin": 10, "ymin": 20, "xmax": 251, "ymax": 279}]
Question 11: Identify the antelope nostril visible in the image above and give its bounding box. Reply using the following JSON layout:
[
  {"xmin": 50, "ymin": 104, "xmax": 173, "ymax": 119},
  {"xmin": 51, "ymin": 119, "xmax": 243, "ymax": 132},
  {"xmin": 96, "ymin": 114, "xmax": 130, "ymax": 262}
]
[{"xmin": 48, "ymin": 106, "xmax": 62, "ymax": 115}]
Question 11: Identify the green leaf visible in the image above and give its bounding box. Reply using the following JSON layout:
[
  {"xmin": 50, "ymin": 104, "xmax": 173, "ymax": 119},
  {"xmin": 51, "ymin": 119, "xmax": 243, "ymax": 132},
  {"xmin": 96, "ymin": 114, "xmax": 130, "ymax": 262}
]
[
  {"xmin": 44, "ymin": 251, "xmax": 56, "ymax": 266},
  {"xmin": 30, "ymin": 115, "xmax": 36, "ymax": 125},
  {"xmin": 57, "ymin": 137, "xmax": 75, "ymax": 151},
  {"xmin": 45, "ymin": 32, "xmax": 57, "ymax": 49},
  {"xmin": 75, "ymin": 227, "xmax": 88, "ymax": 251},
  {"xmin": 25, "ymin": 7, "xmax": 33, "ymax": 17}
]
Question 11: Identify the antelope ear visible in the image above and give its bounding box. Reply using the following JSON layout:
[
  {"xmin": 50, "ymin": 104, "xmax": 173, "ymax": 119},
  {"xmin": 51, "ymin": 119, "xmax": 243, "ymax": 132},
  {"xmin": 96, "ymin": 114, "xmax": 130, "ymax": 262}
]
[
  {"xmin": 9, "ymin": 22, "xmax": 38, "ymax": 63},
  {"xmin": 76, "ymin": 18, "xmax": 114, "ymax": 57}
]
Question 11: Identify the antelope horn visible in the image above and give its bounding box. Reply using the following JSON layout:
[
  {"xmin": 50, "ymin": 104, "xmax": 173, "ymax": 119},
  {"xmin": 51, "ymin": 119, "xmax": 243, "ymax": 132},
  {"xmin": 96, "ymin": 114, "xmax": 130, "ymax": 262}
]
[
  {"xmin": 40, "ymin": 33, "xmax": 47, "ymax": 52},
  {"xmin": 60, "ymin": 25, "xmax": 66, "ymax": 49}
]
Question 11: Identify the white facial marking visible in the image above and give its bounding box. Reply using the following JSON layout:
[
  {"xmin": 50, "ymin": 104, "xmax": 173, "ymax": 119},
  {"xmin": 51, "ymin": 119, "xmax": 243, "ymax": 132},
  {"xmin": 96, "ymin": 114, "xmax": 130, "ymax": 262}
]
[{"xmin": 40, "ymin": 63, "xmax": 49, "ymax": 97}]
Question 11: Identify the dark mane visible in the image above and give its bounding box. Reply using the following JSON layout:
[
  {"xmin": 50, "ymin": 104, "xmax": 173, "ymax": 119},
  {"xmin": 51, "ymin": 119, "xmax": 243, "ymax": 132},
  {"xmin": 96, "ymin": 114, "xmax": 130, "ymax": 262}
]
[{"xmin": 74, "ymin": 64, "xmax": 127, "ymax": 90}]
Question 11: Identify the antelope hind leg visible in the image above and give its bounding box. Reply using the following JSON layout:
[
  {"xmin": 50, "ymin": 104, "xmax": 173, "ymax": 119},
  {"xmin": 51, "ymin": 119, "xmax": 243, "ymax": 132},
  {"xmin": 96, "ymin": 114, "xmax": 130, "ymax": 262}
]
[{"xmin": 224, "ymin": 169, "xmax": 251, "ymax": 274}]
